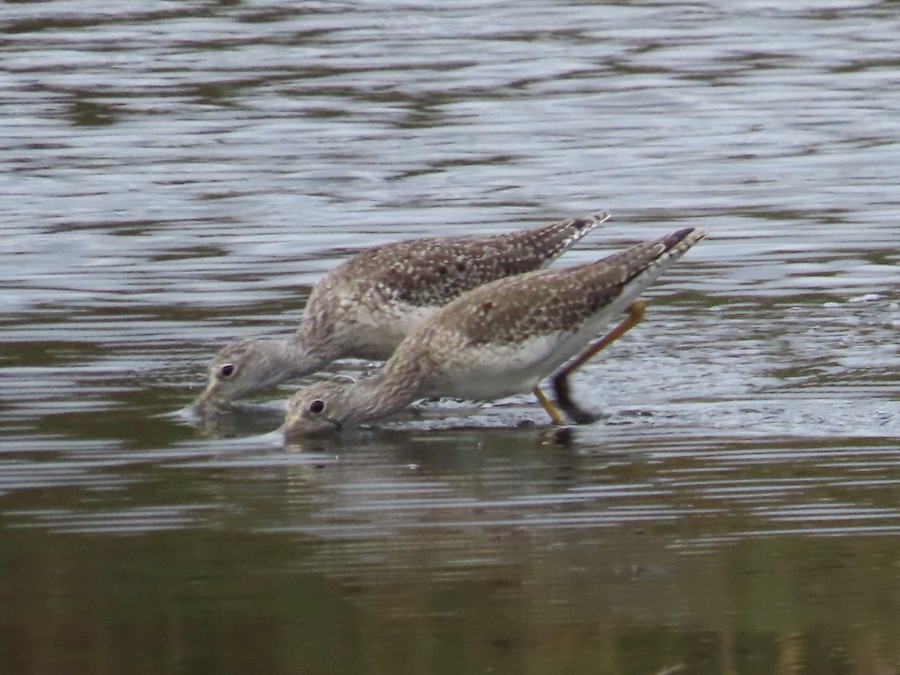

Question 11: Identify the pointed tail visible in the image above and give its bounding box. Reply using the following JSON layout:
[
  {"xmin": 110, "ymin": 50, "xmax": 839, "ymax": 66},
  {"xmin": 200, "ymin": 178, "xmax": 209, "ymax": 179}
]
[{"xmin": 492, "ymin": 209, "xmax": 611, "ymax": 270}]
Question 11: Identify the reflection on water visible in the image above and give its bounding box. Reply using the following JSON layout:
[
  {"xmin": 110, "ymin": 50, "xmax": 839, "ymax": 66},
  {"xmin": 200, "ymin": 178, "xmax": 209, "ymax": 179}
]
[{"xmin": 1, "ymin": 0, "xmax": 899, "ymax": 673}]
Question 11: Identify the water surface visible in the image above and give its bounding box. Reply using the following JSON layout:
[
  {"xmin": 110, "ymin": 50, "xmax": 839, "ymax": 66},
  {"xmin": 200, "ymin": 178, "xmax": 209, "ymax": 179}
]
[{"xmin": 2, "ymin": 1, "xmax": 899, "ymax": 673}]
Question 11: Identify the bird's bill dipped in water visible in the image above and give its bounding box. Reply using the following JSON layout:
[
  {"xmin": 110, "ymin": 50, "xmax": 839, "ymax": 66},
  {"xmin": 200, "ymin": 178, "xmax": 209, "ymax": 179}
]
[
  {"xmin": 281, "ymin": 381, "xmax": 350, "ymax": 438},
  {"xmin": 190, "ymin": 337, "xmax": 300, "ymax": 412}
]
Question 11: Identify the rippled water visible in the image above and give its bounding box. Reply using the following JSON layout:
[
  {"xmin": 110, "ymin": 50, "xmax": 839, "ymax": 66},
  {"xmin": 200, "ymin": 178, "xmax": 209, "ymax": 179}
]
[{"xmin": 2, "ymin": 1, "xmax": 899, "ymax": 673}]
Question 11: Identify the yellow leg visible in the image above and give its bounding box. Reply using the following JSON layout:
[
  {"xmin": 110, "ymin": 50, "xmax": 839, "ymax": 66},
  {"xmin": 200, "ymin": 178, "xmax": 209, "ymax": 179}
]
[
  {"xmin": 533, "ymin": 386, "xmax": 566, "ymax": 426},
  {"xmin": 552, "ymin": 299, "xmax": 647, "ymax": 424}
]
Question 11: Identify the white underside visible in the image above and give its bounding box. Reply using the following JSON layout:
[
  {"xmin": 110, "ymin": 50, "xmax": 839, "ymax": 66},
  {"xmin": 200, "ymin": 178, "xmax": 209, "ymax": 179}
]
[
  {"xmin": 431, "ymin": 318, "xmax": 615, "ymax": 401},
  {"xmin": 434, "ymin": 334, "xmax": 571, "ymax": 399},
  {"xmin": 340, "ymin": 301, "xmax": 434, "ymax": 360}
]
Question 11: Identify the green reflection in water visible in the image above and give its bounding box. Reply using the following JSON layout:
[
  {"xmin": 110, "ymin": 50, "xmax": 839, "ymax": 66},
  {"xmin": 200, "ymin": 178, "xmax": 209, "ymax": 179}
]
[{"xmin": 1, "ymin": 522, "xmax": 898, "ymax": 674}]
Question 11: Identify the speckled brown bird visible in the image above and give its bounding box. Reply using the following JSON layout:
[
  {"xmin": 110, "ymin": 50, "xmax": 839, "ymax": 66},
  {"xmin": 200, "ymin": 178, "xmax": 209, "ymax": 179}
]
[
  {"xmin": 191, "ymin": 211, "xmax": 610, "ymax": 410},
  {"xmin": 282, "ymin": 227, "xmax": 706, "ymax": 437}
]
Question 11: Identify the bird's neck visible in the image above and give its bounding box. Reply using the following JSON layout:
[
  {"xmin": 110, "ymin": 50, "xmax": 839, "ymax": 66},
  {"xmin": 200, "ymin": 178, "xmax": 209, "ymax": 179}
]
[
  {"xmin": 292, "ymin": 319, "xmax": 343, "ymax": 369},
  {"xmin": 346, "ymin": 353, "xmax": 426, "ymax": 424},
  {"xmin": 255, "ymin": 337, "xmax": 326, "ymax": 384}
]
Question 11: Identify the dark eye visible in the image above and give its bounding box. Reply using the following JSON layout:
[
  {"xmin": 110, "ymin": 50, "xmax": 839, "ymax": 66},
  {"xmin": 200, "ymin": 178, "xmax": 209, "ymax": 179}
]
[
  {"xmin": 308, "ymin": 399, "xmax": 325, "ymax": 415},
  {"xmin": 219, "ymin": 364, "xmax": 236, "ymax": 379}
]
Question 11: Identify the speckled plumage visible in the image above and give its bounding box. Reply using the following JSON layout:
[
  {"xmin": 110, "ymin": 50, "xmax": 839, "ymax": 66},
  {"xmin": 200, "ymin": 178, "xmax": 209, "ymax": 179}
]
[
  {"xmin": 192, "ymin": 211, "xmax": 610, "ymax": 409},
  {"xmin": 283, "ymin": 227, "xmax": 707, "ymax": 437}
]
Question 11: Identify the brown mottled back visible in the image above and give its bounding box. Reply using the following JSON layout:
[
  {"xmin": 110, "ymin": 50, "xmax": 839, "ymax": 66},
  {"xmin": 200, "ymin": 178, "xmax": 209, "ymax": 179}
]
[
  {"xmin": 395, "ymin": 228, "xmax": 701, "ymax": 366},
  {"xmin": 308, "ymin": 212, "xmax": 609, "ymax": 311}
]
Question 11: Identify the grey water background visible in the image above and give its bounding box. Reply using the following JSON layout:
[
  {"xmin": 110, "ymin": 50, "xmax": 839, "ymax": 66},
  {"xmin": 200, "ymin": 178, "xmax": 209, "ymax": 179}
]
[{"xmin": 2, "ymin": 1, "xmax": 899, "ymax": 673}]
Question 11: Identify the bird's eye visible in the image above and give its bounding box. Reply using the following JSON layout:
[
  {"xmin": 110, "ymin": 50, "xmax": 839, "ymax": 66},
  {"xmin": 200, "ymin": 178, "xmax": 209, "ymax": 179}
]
[
  {"xmin": 219, "ymin": 364, "xmax": 236, "ymax": 379},
  {"xmin": 308, "ymin": 399, "xmax": 325, "ymax": 415}
]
